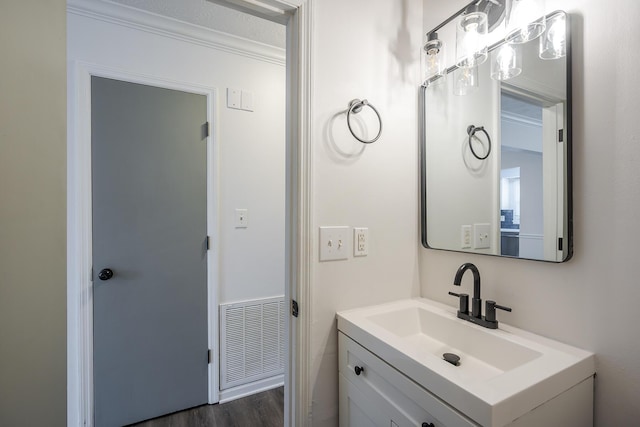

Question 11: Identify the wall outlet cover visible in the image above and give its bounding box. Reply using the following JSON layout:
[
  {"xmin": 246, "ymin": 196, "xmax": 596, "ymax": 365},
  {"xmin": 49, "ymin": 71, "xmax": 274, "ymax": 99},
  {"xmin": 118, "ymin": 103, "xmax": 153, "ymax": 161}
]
[
  {"xmin": 461, "ymin": 225, "xmax": 472, "ymax": 249},
  {"xmin": 354, "ymin": 227, "xmax": 369, "ymax": 257}
]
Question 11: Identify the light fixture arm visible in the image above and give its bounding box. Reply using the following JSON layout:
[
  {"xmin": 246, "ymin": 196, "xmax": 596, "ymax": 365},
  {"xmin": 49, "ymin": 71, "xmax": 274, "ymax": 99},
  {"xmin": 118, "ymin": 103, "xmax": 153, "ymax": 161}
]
[
  {"xmin": 426, "ymin": 0, "xmax": 481, "ymax": 37},
  {"xmin": 426, "ymin": 0, "xmax": 508, "ymax": 38}
]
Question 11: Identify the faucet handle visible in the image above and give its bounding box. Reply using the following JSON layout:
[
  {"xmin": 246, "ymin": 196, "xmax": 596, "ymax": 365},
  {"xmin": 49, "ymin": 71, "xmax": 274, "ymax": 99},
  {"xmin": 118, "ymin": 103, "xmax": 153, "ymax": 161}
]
[
  {"xmin": 485, "ymin": 300, "xmax": 512, "ymax": 322},
  {"xmin": 448, "ymin": 291, "xmax": 469, "ymax": 315}
]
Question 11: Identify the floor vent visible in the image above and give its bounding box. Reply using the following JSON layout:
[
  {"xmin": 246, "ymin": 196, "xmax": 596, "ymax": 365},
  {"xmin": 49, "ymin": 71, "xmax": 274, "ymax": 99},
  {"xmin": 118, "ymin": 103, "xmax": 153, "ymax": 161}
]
[{"xmin": 220, "ymin": 296, "xmax": 285, "ymax": 390}]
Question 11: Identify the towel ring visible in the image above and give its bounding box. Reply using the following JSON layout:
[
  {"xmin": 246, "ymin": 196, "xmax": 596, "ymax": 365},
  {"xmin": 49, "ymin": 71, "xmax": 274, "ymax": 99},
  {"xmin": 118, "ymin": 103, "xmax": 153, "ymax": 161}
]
[
  {"xmin": 347, "ymin": 99, "xmax": 383, "ymax": 144},
  {"xmin": 467, "ymin": 125, "xmax": 491, "ymax": 160}
]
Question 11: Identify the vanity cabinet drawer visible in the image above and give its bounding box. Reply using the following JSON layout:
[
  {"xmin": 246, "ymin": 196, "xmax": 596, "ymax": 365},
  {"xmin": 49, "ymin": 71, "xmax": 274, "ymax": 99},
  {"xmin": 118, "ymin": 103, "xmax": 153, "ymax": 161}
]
[{"xmin": 339, "ymin": 332, "xmax": 478, "ymax": 427}]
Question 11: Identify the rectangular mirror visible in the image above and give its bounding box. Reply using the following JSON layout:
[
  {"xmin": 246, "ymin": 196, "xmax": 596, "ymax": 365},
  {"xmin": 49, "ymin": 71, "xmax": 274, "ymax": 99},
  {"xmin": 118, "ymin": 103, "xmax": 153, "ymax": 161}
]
[{"xmin": 420, "ymin": 11, "xmax": 572, "ymax": 262}]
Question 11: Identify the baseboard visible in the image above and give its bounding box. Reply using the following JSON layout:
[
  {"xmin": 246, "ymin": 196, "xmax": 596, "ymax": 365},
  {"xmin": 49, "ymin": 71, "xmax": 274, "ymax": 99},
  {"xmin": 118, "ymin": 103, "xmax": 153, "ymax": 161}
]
[{"xmin": 218, "ymin": 374, "xmax": 284, "ymax": 404}]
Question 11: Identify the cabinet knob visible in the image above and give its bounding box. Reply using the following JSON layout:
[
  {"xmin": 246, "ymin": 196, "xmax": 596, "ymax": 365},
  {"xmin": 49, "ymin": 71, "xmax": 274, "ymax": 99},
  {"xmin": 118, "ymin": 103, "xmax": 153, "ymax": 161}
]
[
  {"xmin": 422, "ymin": 423, "xmax": 435, "ymax": 427},
  {"xmin": 354, "ymin": 365, "xmax": 365, "ymax": 376}
]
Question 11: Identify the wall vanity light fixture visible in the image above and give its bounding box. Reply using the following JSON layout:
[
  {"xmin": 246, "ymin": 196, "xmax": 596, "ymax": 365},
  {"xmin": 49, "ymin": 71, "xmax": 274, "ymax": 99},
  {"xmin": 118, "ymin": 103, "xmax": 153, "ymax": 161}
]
[
  {"xmin": 490, "ymin": 43, "xmax": 521, "ymax": 80},
  {"xmin": 539, "ymin": 11, "xmax": 566, "ymax": 59},
  {"xmin": 455, "ymin": 11, "xmax": 489, "ymax": 68},
  {"xmin": 453, "ymin": 66, "xmax": 479, "ymax": 96},
  {"xmin": 422, "ymin": 0, "xmax": 563, "ymax": 92},
  {"xmin": 422, "ymin": 0, "xmax": 506, "ymax": 88},
  {"xmin": 505, "ymin": 0, "xmax": 546, "ymax": 44},
  {"xmin": 422, "ymin": 32, "xmax": 445, "ymax": 82}
]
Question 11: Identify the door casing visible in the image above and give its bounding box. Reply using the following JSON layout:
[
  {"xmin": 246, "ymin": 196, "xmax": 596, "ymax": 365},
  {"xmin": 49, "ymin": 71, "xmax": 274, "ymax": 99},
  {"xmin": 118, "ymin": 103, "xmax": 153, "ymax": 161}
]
[
  {"xmin": 68, "ymin": 63, "xmax": 220, "ymax": 423},
  {"xmin": 91, "ymin": 76, "xmax": 210, "ymax": 426}
]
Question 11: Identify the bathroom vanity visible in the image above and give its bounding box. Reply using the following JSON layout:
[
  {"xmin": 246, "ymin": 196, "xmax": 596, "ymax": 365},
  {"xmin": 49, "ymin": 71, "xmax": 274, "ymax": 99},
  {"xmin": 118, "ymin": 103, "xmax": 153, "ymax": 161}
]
[{"xmin": 337, "ymin": 299, "xmax": 594, "ymax": 426}]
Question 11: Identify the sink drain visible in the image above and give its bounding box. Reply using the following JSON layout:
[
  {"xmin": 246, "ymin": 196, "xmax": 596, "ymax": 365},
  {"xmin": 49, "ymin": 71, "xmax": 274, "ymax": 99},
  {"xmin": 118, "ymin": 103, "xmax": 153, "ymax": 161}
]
[{"xmin": 443, "ymin": 352, "xmax": 460, "ymax": 366}]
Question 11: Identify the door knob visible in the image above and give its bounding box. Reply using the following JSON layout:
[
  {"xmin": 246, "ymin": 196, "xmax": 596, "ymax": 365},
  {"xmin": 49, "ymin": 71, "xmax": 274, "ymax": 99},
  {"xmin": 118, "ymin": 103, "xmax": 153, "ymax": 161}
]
[{"xmin": 98, "ymin": 268, "xmax": 114, "ymax": 281}]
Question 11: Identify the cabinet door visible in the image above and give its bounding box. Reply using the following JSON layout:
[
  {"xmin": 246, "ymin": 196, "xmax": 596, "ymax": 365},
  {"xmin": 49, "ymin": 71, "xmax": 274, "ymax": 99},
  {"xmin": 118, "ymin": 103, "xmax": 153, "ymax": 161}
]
[
  {"xmin": 339, "ymin": 374, "xmax": 385, "ymax": 427},
  {"xmin": 340, "ymin": 374, "xmax": 421, "ymax": 427},
  {"xmin": 338, "ymin": 333, "xmax": 478, "ymax": 427}
]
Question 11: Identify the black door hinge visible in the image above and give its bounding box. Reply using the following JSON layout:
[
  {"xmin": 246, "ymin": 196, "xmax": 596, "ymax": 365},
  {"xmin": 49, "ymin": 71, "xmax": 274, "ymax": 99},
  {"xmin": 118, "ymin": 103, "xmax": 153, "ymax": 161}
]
[
  {"xmin": 558, "ymin": 129, "xmax": 564, "ymax": 142},
  {"xmin": 208, "ymin": 349, "xmax": 212, "ymax": 364},
  {"xmin": 558, "ymin": 237, "xmax": 564, "ymax": 251},
  {"xmin": 206, "ymin": 236, "xmax": 211, "ymax": 250},
  {"xmin": 291, "ymin": 300, "xmax": 299, "ymax": 318}
]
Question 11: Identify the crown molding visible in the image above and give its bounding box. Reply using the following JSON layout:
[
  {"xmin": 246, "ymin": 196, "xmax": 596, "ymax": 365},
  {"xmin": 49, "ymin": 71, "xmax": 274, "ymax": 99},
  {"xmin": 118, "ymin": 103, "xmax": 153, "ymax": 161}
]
[
  {"xmin": 502, "ymin": 110, "xmax": 543, "ymax": 128},
  {"xmin": 67, "ymin": 0, "xmax": 286, "ymax": 66}
]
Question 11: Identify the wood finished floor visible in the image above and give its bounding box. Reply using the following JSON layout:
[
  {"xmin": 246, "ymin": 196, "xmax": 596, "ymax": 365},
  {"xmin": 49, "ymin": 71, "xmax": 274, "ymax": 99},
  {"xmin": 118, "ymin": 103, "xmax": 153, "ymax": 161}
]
[{"xmin": 130, "ymin": 387, "xmax": 284, "ymax": 427}]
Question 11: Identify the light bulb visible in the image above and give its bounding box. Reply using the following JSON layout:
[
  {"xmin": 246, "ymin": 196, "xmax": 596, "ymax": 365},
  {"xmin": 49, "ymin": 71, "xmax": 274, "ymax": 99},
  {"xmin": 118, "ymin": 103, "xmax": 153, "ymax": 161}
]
[
  {"xmin": 491, "ymin": 44, "xmax": 521, "ymax": 81},
  {"xmin": 466, "ymin": 22, "xmax": 479, "ymax": 32},
  {"xmin": 505, "ymin": 0, "xmax": 546, "ymax": 44},
  {"xmin": 453, "ymin": 66, "xmax": 479, "ymax": 96},
  {"xmin": 422, "ymin": 35, "xmax": 445, "ymax": 83},
  {"xmin": 456, "ymin": 12, "xmax": 488, "ymax": 68}
]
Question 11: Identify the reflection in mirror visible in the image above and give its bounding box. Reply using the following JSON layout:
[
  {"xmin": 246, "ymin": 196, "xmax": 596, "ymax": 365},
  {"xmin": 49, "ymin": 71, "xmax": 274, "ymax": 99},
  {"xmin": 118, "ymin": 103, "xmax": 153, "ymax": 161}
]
[{"xmin": 421, "ymin": 11, "xmax": 571, "ymax": 262}]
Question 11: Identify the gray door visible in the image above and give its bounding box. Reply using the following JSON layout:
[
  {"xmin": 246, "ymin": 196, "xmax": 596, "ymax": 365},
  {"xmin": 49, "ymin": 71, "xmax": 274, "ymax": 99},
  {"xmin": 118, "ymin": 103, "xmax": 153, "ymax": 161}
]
[{"xmin": 92, "ymin": 77, "xmax": 208, "ymax": 427}]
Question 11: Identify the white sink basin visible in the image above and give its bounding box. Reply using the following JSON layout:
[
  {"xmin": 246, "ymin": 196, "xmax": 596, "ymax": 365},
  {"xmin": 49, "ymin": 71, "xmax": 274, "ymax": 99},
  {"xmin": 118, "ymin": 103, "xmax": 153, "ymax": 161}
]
[
  {"xmin": 367, "ymin": 305, "xmax": 542, "ymax": 383},
  {"xmin": 337, "ymin": 298, "xmax": 595, "ymax": 426}
]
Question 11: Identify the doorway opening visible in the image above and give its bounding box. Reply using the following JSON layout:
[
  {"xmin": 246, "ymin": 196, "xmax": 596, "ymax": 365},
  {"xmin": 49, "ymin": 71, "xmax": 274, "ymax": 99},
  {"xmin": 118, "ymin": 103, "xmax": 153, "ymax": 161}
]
[{"xmin": 67, "ymin": 1, "xmax": 312, "ymax": 426}]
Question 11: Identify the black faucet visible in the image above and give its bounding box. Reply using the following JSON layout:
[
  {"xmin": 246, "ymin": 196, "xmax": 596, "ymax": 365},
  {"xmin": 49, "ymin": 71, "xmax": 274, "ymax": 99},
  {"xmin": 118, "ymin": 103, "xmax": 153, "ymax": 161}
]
[
  {"xmin": 454, "ymin": 262, "xmax": 482, "ymax": 318},
  {"xmin": 448, "ymin": 262, "xmax": 511, "ymax": 329}
]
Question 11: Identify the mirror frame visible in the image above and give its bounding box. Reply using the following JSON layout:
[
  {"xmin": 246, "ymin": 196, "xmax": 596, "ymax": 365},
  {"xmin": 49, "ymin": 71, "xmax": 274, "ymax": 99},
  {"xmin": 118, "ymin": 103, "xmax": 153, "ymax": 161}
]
[{"xmin": 420, "ymin": 11, "xmax": 573, "ymax": 262}]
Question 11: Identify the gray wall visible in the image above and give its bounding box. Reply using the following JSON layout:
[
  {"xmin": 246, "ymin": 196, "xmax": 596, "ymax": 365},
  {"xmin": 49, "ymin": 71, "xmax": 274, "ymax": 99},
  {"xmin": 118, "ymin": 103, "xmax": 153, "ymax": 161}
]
[{"xmin": 0, "ymin": 1, "xmax": 67, "ymax": 426}]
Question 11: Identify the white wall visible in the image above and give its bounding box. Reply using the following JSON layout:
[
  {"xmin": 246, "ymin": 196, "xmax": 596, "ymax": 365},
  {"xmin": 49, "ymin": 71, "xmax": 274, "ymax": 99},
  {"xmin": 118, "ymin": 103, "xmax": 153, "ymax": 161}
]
[
  {"xmin": 308, "ymin": 0, "xmax": 423, "ymax": 424},
  {"xmin": 422, "ymin": 0, "xmax": 640, "ymax": 424},
  {"xmin": 0, "ymin": 1, "xmax": 67, "ymax": 425},
  {"xmin": 512, "ymin": 37, "xmax": 566, "ymax": 102},
  {"xmin": 110, "ymin": 0, "xmax": 286, "ymax": 48},
  {"xmin": 425, "ymin": 60, "xmax": 500, "ymax": 254},
  {"xmin": 502, "ymin": 148, "xmax": 544, "ymax": 258},
  {"xmin": 502, "ymin": 150, "xmax": 543, "ymax": 235},
  {"xmin": 67, "ymin": 2, "xmax": 286, "ymax": 304}
]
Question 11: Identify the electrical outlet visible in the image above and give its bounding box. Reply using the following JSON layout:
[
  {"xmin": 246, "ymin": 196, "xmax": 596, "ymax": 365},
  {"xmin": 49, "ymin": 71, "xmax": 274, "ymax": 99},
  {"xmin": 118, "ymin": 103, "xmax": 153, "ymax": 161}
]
[
  {"xmin": 461, "ymin": 225, "xmax": 472, "ymax": 249},
  {"xmin": 354, "ymin": 227, "xmax": 369, "ymax": 257},
  {"xmin": 319, "ymin": 226, "xmax": 349, "ymax": 261},
  {"xmin": 474, "ymin": 223, "xmax": 491, "ymax": 249}
]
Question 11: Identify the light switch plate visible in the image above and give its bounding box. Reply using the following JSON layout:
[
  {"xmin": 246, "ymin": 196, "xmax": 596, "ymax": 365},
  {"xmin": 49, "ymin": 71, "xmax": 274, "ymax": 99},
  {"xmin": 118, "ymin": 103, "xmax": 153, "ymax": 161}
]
[
  {"xmin": 234, "ymin": 208, "xmax": 248, "ymax": 228},
  {"xmin": 319, "ymin": 226, "xmax": 349, "ymax": 261},
  {"xmin": 227, "ymin": 88, "xmax": 241, "ymax": 109},
  {"xmin": 474, "ymin": 223, "xmax": 491, "ymax": 249},
  {"xmin": 241, "ymin": 90, "xmax": 254, "ymax": 111}
]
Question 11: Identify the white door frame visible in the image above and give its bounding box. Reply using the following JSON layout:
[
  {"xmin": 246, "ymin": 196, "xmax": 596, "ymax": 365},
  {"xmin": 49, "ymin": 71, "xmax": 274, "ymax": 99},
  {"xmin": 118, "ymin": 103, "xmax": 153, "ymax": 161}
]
[
  {"xmin": 67, "ymin": 1, "xmax": 313, "ymax": 426},
  {"xmin": 67, "ymin": 62, "xmax": 220, "ymax": 425},
  {"xmin": 281, "ymin": 3, "xmax": 313, "ymax": 425},
  {"xmin": 205, "ymin": 1, "xmax": 314, "ymax": 425}
]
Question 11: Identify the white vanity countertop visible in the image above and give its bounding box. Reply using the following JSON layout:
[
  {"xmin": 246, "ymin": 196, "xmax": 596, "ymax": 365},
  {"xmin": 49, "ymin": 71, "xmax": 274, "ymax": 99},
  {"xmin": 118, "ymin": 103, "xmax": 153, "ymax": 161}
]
[{"xmin": 337, "ymin": 298, "xmax": 595, "ymax": 427}]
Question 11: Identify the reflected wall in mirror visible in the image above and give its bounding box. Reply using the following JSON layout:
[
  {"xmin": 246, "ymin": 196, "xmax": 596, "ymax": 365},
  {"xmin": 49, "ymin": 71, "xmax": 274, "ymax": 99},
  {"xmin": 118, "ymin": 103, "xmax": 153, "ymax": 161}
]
[{"xmin": 421, "ymin": 11, "xmax": 572, "ymax": 262}]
